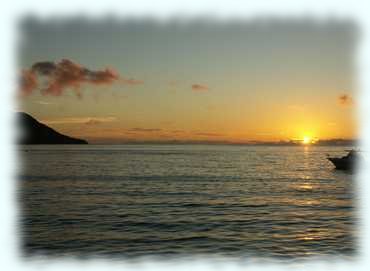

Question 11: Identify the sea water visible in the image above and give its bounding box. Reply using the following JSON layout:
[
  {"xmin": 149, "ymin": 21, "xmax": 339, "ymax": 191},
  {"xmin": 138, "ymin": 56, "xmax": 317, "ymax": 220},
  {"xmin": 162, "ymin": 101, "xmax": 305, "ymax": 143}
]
[{"xmin": 18, "ymin": 145, "xmax": 357, "ymax": 260}]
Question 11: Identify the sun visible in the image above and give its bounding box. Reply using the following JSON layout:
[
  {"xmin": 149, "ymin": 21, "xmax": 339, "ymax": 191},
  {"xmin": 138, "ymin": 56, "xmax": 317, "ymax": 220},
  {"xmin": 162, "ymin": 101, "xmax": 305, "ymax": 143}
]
[{"xmin": 302, "ymin": 136, "xmax": 312, "ymax": 145}]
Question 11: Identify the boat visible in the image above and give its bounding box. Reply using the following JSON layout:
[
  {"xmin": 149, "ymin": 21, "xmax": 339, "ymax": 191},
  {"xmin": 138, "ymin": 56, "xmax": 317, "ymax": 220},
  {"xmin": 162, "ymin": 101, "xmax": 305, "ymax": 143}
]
[{"xmin": 327, "ymin": 150, "xmax": 357, "ymax": 171}]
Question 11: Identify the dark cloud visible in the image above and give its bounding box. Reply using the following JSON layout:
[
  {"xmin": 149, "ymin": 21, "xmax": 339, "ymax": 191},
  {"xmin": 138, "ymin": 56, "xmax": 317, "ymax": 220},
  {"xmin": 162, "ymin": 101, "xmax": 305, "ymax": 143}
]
[
  {"xmin": 19, "ymin": 59, "xmax": 141, "ymax": 97},
  {"xmin": 31, "ymin": 61, "xmax": 57, "ymax": 75},
  {"xmin": 191, "ymin": 84, "xmax": 209, "ymax": 92},
  {"xmin": 338, "ymin": 94, "xmax": 353, "ymax": 106}
]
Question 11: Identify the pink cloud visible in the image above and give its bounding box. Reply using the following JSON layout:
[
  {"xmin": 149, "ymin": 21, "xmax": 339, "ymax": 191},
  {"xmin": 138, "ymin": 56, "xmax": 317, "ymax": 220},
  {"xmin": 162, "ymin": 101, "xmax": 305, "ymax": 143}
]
[
  {"xmin": 19, "ymin": 59, "xmax": 141, "ymax": 97},
  {"xmin": 191, "ymin": 84, "xmax": 209, "ymax": 92},
  {"xmin": 338, "ymin": 94, "xmax": 354, "ymax": 106}
]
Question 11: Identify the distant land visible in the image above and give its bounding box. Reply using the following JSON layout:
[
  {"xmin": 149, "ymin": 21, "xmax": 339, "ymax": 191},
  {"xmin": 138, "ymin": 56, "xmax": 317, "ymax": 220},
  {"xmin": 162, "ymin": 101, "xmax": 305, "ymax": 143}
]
[
  {"xmin": 87, "ymin": 138, "xmax": 356, "ymax": 146},
  {"xmin": 17, "ymin": 112, "xmax": 88, "ymax": 144},
  {"xmin": 241, "ymin": 139, "xmax": 357, "ymax": 146}
]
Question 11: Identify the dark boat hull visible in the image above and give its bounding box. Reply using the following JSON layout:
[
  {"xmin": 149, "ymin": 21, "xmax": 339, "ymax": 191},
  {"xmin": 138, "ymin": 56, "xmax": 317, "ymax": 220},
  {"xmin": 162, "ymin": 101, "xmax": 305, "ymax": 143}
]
[{"xmin": 327, "ymin": 157, "xmax": 354, "ymax": 171}]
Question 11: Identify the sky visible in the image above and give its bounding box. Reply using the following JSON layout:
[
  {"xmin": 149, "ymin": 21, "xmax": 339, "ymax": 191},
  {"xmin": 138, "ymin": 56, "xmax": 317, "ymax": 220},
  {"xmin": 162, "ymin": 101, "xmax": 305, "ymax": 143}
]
[{"xmin": 18, "ymin": 18, "xmax": 357, "ymax": 144}]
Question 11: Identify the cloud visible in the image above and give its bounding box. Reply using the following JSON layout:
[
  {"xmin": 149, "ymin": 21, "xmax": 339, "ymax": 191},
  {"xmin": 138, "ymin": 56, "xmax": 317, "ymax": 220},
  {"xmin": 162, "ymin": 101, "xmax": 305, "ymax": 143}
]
[
  {"xmin": 84, "ymin": 117, "xmax": 117, "ymax": 125},
  {"xmin": 34, "ymin": 100, "xmax": 54, "ymax": 105},
  {"xmin": 337, "ymin": 94, "xmax": 354, "ymax": 106},
  {"xmin": 170, "ymin": 130, "xmax": 186, "ymax": 134},
  {"xmin": 191, "ymin": 84, "xmax": 209, "ymax": 92},
  {"xmin": 129, "ymin": 128, "xmax": 162, "ymax": 132},
  {"xmin": 19, "ymin": 69, "xmax": 37, "ymax": 95},
  {"xmin": 194, "ymin": 132, "xmax": 223, "ymax": 137},
  {"xmin": 19, "ymin": 59, "xmax": 142, "ymax": 97},
  {"xmin": 121, "ymin": 78, "xmax": 143, "ymax": 85},
  {"xmin": 42, "ymin": 116, "xmax": 117, "ymax": 125},
  {"xmin": 31, "ymin": 61, "xmax": 57, "ymax": 75}
]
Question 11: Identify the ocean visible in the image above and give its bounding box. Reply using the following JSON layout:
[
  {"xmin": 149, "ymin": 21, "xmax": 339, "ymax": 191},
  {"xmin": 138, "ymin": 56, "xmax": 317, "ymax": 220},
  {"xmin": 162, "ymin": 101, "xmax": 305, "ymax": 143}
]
[{"xmin": 18, "ymin": 145, "xmax": 357, "ymax": 260}]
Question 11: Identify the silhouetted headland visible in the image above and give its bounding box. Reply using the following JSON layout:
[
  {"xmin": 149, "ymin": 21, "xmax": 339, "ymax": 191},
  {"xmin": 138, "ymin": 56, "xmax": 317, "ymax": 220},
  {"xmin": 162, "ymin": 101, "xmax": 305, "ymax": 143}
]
[{"xmin": 17, "ymin": 112, "xmax": 88, "ymax": 144}]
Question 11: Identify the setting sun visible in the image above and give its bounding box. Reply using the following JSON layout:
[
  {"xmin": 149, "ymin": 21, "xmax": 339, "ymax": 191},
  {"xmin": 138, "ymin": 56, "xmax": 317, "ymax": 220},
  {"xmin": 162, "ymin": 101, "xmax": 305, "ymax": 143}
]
[{"xmin": 302, "ymin": 136, "xmax": 312, "ymax": 145}]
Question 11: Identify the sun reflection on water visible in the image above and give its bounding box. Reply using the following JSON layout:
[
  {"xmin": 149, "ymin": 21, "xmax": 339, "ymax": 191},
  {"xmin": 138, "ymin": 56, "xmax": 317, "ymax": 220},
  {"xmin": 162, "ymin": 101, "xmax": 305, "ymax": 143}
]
[{"xmin": 300, "ymin": 183, "xmax": 314, "ymax": 190}]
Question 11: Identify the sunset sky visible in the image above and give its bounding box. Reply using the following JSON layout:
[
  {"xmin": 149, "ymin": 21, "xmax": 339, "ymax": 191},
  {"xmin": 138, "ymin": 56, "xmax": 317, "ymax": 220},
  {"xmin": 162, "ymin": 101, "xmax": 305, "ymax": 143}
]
[{"xmin": 18, "ymin": 18, "xmax": 357, "ymax": 144}]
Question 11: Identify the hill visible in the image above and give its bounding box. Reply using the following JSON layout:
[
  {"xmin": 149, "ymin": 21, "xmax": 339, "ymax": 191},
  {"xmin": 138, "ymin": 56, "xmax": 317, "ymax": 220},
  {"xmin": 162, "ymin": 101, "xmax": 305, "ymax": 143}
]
[{"xmin": 17, "ymin": 112, "xmax": 88, "ymax": 144}]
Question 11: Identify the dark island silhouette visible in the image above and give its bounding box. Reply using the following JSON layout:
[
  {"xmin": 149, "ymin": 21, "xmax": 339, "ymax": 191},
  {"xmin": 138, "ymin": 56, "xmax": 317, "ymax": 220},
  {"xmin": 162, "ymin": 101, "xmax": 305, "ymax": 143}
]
[{"xmin": 17, "ymin": 112, "xmax": 88, "ymax": 144}]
